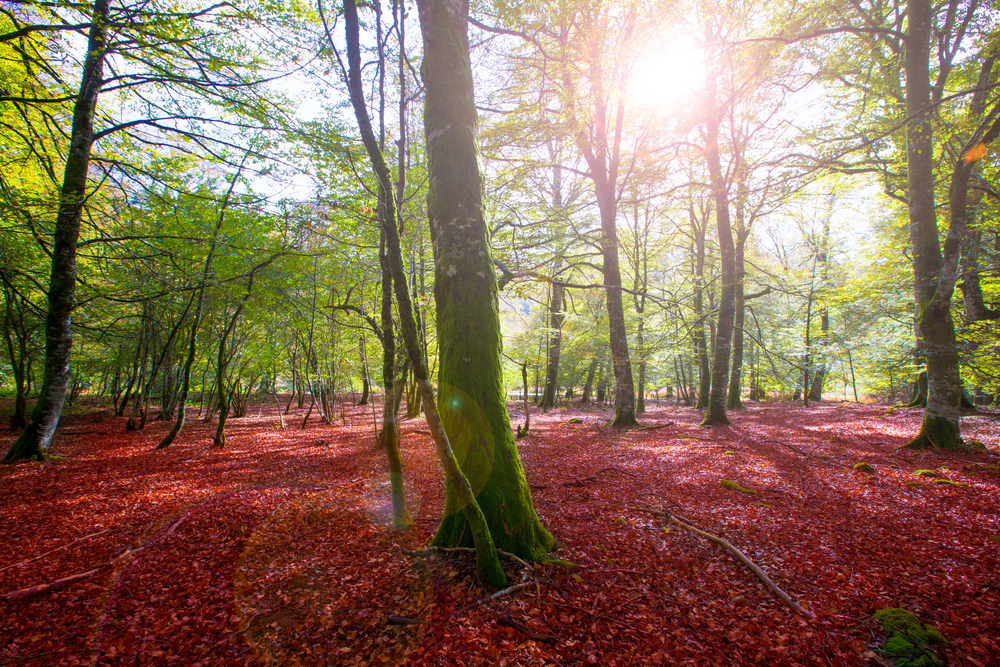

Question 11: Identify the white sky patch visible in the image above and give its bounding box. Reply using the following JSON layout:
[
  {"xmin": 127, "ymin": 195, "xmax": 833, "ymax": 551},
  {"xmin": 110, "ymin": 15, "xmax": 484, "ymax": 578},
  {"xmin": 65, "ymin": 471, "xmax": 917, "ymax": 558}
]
[{"xmin": 629, "ymin": 32, "xmax": 704, "ymax": 113}]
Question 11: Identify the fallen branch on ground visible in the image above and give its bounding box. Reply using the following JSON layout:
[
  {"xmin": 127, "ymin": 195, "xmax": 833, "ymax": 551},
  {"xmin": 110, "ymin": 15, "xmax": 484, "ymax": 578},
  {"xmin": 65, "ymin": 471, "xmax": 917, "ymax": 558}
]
[
  {"xmin": 636, "ymin": 421, "xmax": 675, "ymax": 432},
  {"xmin": 621, "ymin": 504, "xmax": 815, "ymax": 619},
  {"xmin": 0, "ymin": 529, "xmax": 110, "ymax": 574},
  {"xmin": 563, "ymin": 466, "xmax": 636, "ymax": 487},
  {"xmin": 456, "ymin": 582, "xmax": 531, "ymax": 615},
  {"xmin": 387, "ymin": 615, "xmax": 426, "ymax": 626},
  {"xmin": 1, "ymin": 514, "xmax": 188, "ymax": 602}
]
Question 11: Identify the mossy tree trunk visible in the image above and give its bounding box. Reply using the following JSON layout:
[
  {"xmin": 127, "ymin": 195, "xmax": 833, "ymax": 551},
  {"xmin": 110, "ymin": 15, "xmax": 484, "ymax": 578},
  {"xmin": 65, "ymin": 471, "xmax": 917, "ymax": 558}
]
[
  {"xmin": 902, "ymin": 0, "xmax": 963, "ymax": 451},
  {"xmin": 413, "ymin": 0, "xmax": 554, "ymax": 559},
  {"xmin": 344, "ymin": 0, "xmax": 551, "ymax": 585},
  {"xmin": 378, "ymin": 234, "xmax": 412, "ymax": 529},
  {"xmin": 5, "ymin": 0, "xmax": 109, "ymax": 461}
]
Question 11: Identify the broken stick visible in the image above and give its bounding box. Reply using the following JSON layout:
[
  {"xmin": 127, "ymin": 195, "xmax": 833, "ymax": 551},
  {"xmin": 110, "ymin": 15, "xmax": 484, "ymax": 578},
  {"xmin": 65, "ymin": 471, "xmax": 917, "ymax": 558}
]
[{"xmin": 623, "ymin": 504, "xmax": 815, "ymax": 619}]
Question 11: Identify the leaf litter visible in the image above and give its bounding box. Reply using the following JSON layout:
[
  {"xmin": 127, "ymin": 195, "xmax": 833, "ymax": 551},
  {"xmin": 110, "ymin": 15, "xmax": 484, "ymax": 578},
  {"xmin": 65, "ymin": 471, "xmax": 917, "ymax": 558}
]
[{"xmin": 1, "ymin": 398, "xmax": 999, "ymax": 665}]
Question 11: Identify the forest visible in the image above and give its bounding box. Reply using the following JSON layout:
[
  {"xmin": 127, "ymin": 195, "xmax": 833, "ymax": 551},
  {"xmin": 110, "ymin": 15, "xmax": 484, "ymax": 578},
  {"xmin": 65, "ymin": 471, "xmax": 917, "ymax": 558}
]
[{"xmin": 1, "ymin": 0, "xmax": 1000, "ymax": 664}]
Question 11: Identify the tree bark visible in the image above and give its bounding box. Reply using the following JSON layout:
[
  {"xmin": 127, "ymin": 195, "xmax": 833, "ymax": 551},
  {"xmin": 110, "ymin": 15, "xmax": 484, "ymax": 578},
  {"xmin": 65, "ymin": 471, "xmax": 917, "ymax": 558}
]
[
  {"xmin": 903, "ymin": 0, "xmax": 963, "ymax": 450},
  {"xmin": 538, "ymin": 278, "xmax": 564, "ymax": 411},
  {"xmin": 690, "ymin": 206, "xmax": 711, "ymax": 410},
  {"xmin": 157, "ymin": 159, "xmax": 244, "ymax": 450},
  {"xmin": 410, "ymin": 0, "xmax": 554, "ymax": 563},
  {"xmin": 580, "ymin": 357, "xmax": 598, "ymax": 404},
  {"xmin": 344, "ymin": 0, "xmax": 552, "ymax": 584},
  {"xmin": 5, "ymin": 0, "xmax": 109, "ymax": 461},
  {"xmin": 1, "ymin": 279, "xmax": 30, "ymax": 430},
  {"xmin": 701, "ymin": 60, "xmax": 737, "ymax": 426}
]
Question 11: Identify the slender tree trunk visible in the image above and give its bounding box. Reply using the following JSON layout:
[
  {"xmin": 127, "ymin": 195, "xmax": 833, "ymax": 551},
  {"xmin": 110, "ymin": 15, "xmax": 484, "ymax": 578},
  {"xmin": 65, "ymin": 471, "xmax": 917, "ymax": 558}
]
[
  {"xmin": 157, "ymin": 158, "xmax": 245, "ymax": 449},
  {"xmin": 636, "ymin": 317, "xmax": 646, "ymax": 413},
  {"xmin": 580, "ymin": 357, "xmax": 598, "ymax": 404},
  {"xmin": 538, "ymin": 277, "xmax": 564, "ymax": 411},
  {"xmin": 2, "ymin": 283, "xmax": 29, "ymax": 429},
  {"xmin": 690, "ymin": 207, "xmax": 711, "ymax": 410},
  {"xmin": 727, "ymin": 227, "xmax": 749, "ymax": 409},
  {"xmin": 6, "ymin": 0, "xmax": 109, "ymax": 461},
  {"xmin": 539, "ymin": 165, "xmax": 565, "ymax": 411},
  {"xmin": 378, "ymin": 233, "xmax": 412, "ymax": 528},
  {"xmin": 702, "ymin": 64, "xmax": 737, "ymax": 426},
  {"xmin": 517, "ymin": 361, "xmax": 530, "ymax": 437},
  {"xmin": 358, "ymin": 335, "xmax": 370, "ymax": 405}
]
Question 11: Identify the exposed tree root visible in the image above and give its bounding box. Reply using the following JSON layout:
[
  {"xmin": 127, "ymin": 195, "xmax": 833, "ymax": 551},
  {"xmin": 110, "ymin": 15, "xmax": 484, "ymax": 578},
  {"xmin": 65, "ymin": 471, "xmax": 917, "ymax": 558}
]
[{"xmin": 621, "ymin": 504, "xmax": 815, "ymax": 619}]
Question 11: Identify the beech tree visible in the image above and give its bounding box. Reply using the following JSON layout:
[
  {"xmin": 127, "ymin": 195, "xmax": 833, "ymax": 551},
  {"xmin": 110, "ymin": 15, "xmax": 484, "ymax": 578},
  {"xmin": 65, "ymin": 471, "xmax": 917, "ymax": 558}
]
[{"xmin": 343, "ymin": 0, "xmax": 553, "ymax": 585}]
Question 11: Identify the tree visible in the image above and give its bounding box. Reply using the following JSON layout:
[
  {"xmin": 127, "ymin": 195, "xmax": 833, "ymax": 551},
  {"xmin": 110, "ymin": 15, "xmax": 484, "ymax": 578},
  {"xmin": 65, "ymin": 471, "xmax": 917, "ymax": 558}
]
[
  {"xmin": 344, "ymin": 0, "xmax": 553, "ymax": 586},
  {"xmin": 901, "ymin": 0, "xmax": 961, "ymax": 449},
  {"xmin": 4, "ymin": 0, "xmax": 109, "ymax": 461},
  {"xmin": 411, "ymin": 0, "xmax": 554, "ymax": 562}
]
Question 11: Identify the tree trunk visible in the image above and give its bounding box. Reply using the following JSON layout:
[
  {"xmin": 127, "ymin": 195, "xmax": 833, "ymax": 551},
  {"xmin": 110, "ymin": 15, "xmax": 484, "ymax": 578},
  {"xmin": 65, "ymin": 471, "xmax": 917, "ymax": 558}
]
[
  {"xmin": 2, "ymin": 281, "xmax": 30, "ymax": 429},
  {"xmin": 377, "ymin": 230, "xmax": 411, "ymax": 527},
  {"xmin": 807, "ymin": 307, "xmax": 829, "ymax": 402},
  {"xmin": 636, "ymin": 317, "xmax": 646, "ymax": 413},
  {"xmin": 727, "ymin": 225, "xmax": 750, "ymax": 409},
  {"xmin": 903, "ymin": 0, "xmax": 963, "ymax": 450},
  {"xmin": 5, "ymin": 0, "xmax": 109, "ymax": 461},
  {"xmin": 538, "ymin": 277, "xmax": 564, "ymax": 411},
  {"xmin": 690, "ymin": 207, "xmax": 711, "ymax": 410},
  {"xmin": 701, "ymin": 60, "xmax": 737, "ymax": 426},
  {"xmin": 157, "ymin": 159, "xmax": 244, "ymax": 449},
  {"xmin": 580, "ymin": 357, "xmax": 598, "ymax": 404},
  {"xmin": 345, "ymin": 0, "xmax": 554, "ymax": 585},
  {"xmin": 539, "ymin": 165, "xmax": 565, "ymax": 411},
  {"xmin": 409, "ymin": 0, "xmax": 553, "ymax": 564},
  {"xmin": 358, "ymin": 335, "xmax": 370, "ymax": 405}
]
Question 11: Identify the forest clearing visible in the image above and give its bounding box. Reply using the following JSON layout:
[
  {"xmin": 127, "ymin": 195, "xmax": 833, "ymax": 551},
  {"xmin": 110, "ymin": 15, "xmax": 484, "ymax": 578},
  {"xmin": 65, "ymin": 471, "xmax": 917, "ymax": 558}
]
[
  {"xmin": 4, "ymin": 0, "xmax": 1000, "ymax": 664},
  {"xmin": 2, "ymin": 398, "xmax": 999, "ymax": 666}
]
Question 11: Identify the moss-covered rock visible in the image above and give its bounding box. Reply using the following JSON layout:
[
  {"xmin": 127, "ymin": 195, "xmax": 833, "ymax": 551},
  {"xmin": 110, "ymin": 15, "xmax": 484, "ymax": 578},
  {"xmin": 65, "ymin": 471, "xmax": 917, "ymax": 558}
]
[
  {"xmin": 932, "ymin": 478, "xmax": 968, "ymax": 487},
  {"xmin": 853, "ymin": 462, "xmax": 876, "ymax": 474},
  {"xmin": 720, "ymin": 479, "xmax": 756, "ymax": 494},
  {"xmin": 873, "ymin": 608, "xmax": 947, "ymax": 666},
  {"xmin": 915, "ymin": 469, "xmax": 937, "ymax": 478}
]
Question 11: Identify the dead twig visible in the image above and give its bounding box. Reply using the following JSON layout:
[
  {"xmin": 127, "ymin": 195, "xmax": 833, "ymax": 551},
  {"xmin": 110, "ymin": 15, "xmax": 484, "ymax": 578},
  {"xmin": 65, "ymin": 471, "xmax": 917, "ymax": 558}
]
[
  {"xmin": 0, "ymin": 529, "xmax": 110, "ymax": 573},
  {"xmin": 621, "ymin": 504, "xmax": 816, "ymax": 619},
  {"xmin": 636, "ymin": 421, "xmax": 675, "ymax": 432},
  {"xmin": 2, "ymin": 512, "xmax": 187, "ymax": 602},
  {"xmin": 563, "ymin": 466, "xmax": 636, "ymax": 487},
  {"xmin": 455, "ymin": 582, "xmax": 531, "ymax": 615},
  {"xmin": 387, "ymin": 615, "xmax": 427, "ymax": 626}
]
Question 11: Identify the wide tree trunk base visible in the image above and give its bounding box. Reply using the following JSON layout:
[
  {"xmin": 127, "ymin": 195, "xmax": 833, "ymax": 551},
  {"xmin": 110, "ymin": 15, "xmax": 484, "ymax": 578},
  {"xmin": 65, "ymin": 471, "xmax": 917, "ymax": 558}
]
[
  {"xmin": 903, "ymin": 416, "xmax": 964, "ymax": 451},
  {"xmin": 431, "ymin": 494, "xmax": 555, "ymax": 567},
  {"xmin": 4, "ymin": 441, "xmax": 47, "ymax": 462},
  {"xmin": 701, "ymin": 409, "xmax": 731, "ymax": 426},
  {"xmin": 611, "ymin": 410, "xmax": 639, "ymax": 427}
]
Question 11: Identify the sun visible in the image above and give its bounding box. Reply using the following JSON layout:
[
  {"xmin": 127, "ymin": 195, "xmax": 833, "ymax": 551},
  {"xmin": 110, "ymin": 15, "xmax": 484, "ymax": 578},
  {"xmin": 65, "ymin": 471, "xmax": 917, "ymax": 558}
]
[{"xmin": 630, "ymin": 33, "xmax": 705, "ymax": 112}]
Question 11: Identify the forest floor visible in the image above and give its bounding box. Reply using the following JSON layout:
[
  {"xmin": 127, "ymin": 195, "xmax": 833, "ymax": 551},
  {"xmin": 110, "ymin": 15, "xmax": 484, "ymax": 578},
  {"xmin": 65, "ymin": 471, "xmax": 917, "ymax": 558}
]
[{"xmin": 1, "ymin": 397, "xmax": 1000, "ymax": 667}]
